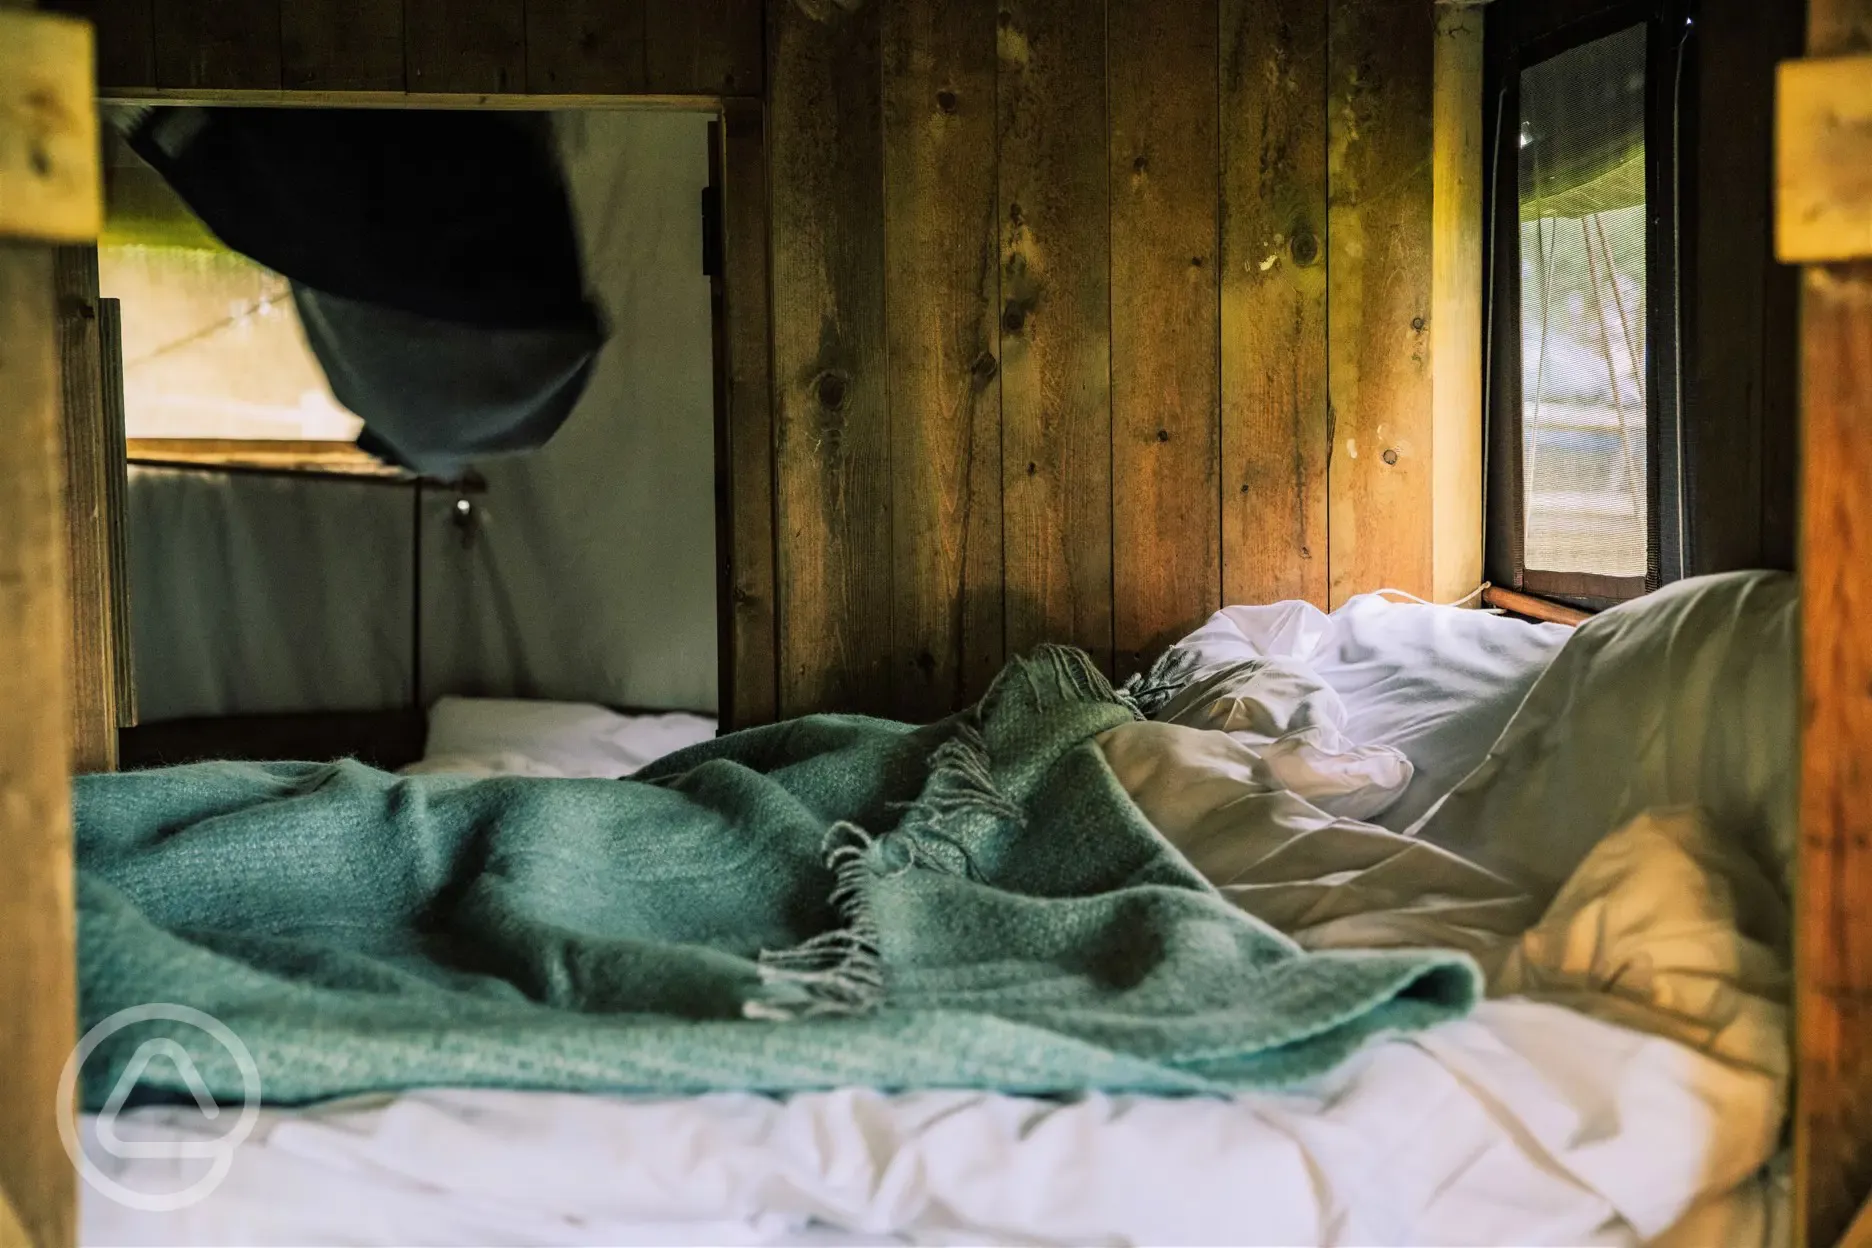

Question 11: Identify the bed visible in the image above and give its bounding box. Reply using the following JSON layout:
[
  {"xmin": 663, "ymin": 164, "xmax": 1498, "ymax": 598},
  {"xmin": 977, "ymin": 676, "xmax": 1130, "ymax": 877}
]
[{"xmin": 73, "ymin": 572, "xmax": 1797, "ymax": 1247}]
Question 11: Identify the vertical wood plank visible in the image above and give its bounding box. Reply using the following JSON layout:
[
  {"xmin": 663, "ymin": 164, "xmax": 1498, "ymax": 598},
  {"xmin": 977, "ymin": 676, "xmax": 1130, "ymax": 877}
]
[
  {"xmin": 0, "ymin": 240, "xmax": 78, "ymax": 1248},
  {"xmin": 1430, "ymin": 1, "xmax": 1484, "ymax": 603},
  {"xmin": 526, "ymin": 0, "xmax": 648, "ymax": 93},
  {"xmin": 405, "ymin": 0, "xmax": 525, "ymax": 92},
  {"xmin": 54, "ymin": 245, "xmax": 117, "ymax": 774},
  {"xmin": 1798, "ymin": 258, "xmax": 1872, "ymax": 1248},
  {"xmin": 1797, "ymin": 10, "xmax": 1872, "ymax": 1248},
  {"xmin": 645, "ymin": 0, "xmax": 762, "ymax": 95},
  {"xmin": 282, "ymin": 0, "xmax": 405, "ymax": 90},
  {"xmin": 1326, "ymin": 0, "xmax": 1435, "ymax": 606},
  {"xmin": 769, "ymin": 0, "xmax": 893, "ymax": 716},
  {"xmin": 882, "ymin": 0, "xmax": 1001, "ymax": 719},
  {"xmin": 1109, "ymin": 0, "xmax": 1221, "ymax": 676},
  {"xmin": 152, "ymin": 0, "xmax": 282, "ymax": 89},
  {"xmin": 998, "ymin": 0, "xmax": 1112, "ymax": 671},
  {"xmin": 1219, "ymin": 0, "xmax": 1328, "ymax": 610},
  {"xmin": 99, "ymin": 297, "xmax": 135, "ymax": 728},
  {"xmin": 45, "ymin": 0, "xmax": 156, "ymax": 89},
  {"xmin": 720, "ymin": 101, "xmax": 778, "ymax": 728}
]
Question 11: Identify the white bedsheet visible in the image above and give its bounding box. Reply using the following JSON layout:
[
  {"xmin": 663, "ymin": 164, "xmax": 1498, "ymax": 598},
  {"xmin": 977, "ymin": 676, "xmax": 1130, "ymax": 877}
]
[{"xmin": 80, "ymin": 994, "xmax": 1775, "ymax": 1247}]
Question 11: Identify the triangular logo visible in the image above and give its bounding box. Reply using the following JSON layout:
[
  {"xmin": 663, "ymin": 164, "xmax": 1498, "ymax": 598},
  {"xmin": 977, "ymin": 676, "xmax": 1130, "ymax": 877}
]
[{"xmin": 103, "ymin": 1039, "xmax": 221, "ymax": 1121}]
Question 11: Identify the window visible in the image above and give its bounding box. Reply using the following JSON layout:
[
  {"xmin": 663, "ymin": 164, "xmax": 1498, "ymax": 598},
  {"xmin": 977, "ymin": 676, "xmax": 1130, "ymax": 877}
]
[
  {"xmin": 98, "ymin": 116, "xmax": 389, "ymax": 477},
  {"xmin": 1486, "ymin": 3, "xmax": 1686, "ymax": 609}
]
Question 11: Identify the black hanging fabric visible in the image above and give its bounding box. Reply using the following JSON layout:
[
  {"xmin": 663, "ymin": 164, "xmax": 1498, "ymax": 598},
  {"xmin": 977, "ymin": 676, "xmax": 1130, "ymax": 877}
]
[{"xmin": 124, "ymin": 107, "xmax": 606, "ymax": 476}]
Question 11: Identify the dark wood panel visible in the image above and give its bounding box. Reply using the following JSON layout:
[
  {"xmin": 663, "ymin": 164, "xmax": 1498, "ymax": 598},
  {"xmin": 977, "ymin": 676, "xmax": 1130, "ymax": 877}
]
[
  {"xmin": 526, "ymin": 0, "xmax": 647, "ymax": 92},
  {"xmin": 1108, "ymin": 0, "xmax": 1221, "ymax": 677},
  {"xmin": 769, "ymin": 0, "xmax": 892, "ymax": 717},
  {"xmin": 99, "ymin": 297, "xmax": 134, "ymax": 728},
  {"xmin": 46, "ymin": 0, "xmax": 156, "ymax": 88},
  {"xmin": 718, "ymin": 102, "xmax": 778, "ymax": 728},
  {"xmin": 282, "ymin": 0, "xmax": 405, "ymax": 90},
  {"xmin": 645, "ymin": 0, "xmax": 762, "ymax": 95},
  {"xmin": 998, "ymin": 0, "xmax": 1112, "ymax": 672},
  {"xmin": 120, "ymin": 709, "xmax": 427, "ymax": 770},
  {"xmin": 1685, "ymin": 0, "xmax": 1804, "ymax": 575},
  {"xmin": 1325, "ymin": 0, "xmax": 1435, "ymax": 606},
  {"xmin": 1220, "ymin": 0, "xmax": 1328, "ymax": 609},
  {"xmin": 883, "ymin": 0, "xmax": 1001, "ymax": 719},
  {"xmin": 406, "ymin": 0, "xmax": 525, "ymax": 92},
  {"xmin": 152, "ymin": 0, "xmax": 282, "ymax": 89},
  {"xmin": 54, "ymin": 245, "xmax": 117, "ymax": 774},
  {"xmin": 0, "ymin": 240, "xmax": 78, "ymax": 1248}
]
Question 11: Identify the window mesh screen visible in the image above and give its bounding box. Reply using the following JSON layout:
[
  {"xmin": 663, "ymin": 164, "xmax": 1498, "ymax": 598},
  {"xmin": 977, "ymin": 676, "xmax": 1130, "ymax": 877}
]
[{"xmin": 1518, "ymin": 25, "xmax": 1649, "ymax": 579}]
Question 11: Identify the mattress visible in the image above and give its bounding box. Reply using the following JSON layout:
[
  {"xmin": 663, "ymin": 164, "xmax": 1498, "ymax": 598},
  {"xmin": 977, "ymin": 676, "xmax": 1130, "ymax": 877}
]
[{"xmin": 76, "ymin": 579, "xmax": 1793, "ymax": 1246}]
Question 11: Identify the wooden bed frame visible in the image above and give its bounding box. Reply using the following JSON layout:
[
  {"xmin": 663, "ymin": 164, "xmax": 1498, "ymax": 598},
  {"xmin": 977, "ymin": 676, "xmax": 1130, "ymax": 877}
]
[{"xmin": 3, "ymin": 0, "xmax": 1870, "ymax": 1244}]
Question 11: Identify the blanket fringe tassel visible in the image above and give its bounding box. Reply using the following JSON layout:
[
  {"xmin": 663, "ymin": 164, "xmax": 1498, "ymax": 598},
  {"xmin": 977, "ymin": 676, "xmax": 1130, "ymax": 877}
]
[{"xmin": 745, "ymin": 714, "xmax": 1023, "ymax": 1021}]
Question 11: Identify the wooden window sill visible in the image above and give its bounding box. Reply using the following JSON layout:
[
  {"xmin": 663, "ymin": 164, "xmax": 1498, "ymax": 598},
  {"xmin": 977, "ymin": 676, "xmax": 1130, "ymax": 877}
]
[
  {"xmin": 1482, "ymin": 585, "xmax": 1592, "ymax": 627},
  {"xmin": 126, "ymin": 438, "xmax": 483, "ymax": 490}
]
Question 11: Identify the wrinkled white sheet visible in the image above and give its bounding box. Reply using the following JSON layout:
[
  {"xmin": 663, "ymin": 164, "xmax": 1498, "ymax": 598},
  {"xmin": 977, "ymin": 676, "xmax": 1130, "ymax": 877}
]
[
  {"xmin": 80, "ymin": 993, "xmax": 1773, "ymax": 1247},
  {"xmin": 1165, "ymin": 593, "xmax": 1570, "ymax": 830}
]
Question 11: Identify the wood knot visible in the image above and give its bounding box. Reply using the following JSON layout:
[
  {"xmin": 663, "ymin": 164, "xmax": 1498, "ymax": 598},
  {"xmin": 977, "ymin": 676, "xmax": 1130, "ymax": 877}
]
[
  {"xmin": 1382, "ymin": 448, "xmax": 1399, "ymax": 465},
  {"xmin": 1411, "ymin": 316, "xmax": 1426, "ymax": 332},
  {"xmin": 1156, "ymin": 428, "xmax": 1170, "ymax": 443},
  {"xmin": 915, "ymin": 650, "xmax": 937, "ymax": 677},
  {"xmin": 1026, "ymin": 461, "xmax": 1038, "ymax": 476},
  {"xmin": 1008, "ymin": 201, "xmax": 1025, "ymax": 227},
  {"xmin": 1132, "ymin": 154, "xmax": 1148, "ymax": 174},
  {"xmin": 1190, "ymin": 256, "xmax": 1204, "ymax": 268},
  {"xmin": 28, "ymin": 144, "xmax": 52, "ymax": 178},
  {"xmin": 936, "ymin": 88, "xmax": 958, "ymax": 114},
  {"xmin": 1289, "ymin": 231, "xmax": 1319, "ymax": 266},
  {"xmin": 1001, "ymin": 304, "xmax": 1026, "ymax": 334},
  {"xmin": 1301, "ymin": 546, "xmax": 1312, "ymax": 558},
  {"xmin": 971, "ymin": 352, "xmax": 999, "ymax": 383},
  {"xmin": 815, "ymin": 370, "xmax": 850, "ymax": 411}
]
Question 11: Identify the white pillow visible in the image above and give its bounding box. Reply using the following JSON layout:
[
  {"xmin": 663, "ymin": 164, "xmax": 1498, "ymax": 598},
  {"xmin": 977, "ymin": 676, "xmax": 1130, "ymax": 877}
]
[
  {"xmin": 1162, "ymin": 595, "xmax": 1572, "ymax": 830},
  {"xmin": 1409, "ymin": 571, "xmax": 1798, "ymax": 903}
]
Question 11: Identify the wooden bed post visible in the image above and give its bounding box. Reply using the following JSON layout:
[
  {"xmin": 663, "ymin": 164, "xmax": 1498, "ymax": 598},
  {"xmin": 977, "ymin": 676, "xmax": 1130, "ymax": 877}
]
[
  {"xmin": 1779, "ymin": 1, "xmax": 1872, "ymax": 1244},
  {"xmin": 0, "ymin": 6, "xmax": 99, "ymax": 1246}
]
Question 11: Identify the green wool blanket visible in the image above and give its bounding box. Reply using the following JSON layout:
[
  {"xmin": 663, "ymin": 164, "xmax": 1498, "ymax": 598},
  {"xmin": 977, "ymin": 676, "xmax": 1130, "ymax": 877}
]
[{"xmin": 74, "ymin": 648, "xmax": 1479, "ymax": 1110}]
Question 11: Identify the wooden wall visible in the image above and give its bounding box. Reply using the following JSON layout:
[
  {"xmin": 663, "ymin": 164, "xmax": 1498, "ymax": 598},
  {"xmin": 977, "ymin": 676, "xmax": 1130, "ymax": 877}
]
[
  {"xmin": 771, "ymin": 0, "xmax": 1442, "ymax": 718},
  {"xmin": 66, "ymin": 0, "xmax": 1448, "ymax": 724},
  {"xmin": 47, "ymin": 0, "xmax": 763, "ymax": 96}
]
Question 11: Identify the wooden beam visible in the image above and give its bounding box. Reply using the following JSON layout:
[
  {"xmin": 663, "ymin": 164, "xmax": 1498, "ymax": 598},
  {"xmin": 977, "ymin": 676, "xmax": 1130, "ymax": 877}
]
[
  {"xmin": 0, "ymin": 9, "xmax": 101, "ymax": 245},
  {"xmin": 1794, "ymin": 9, "xmax": 1872, "ymax": 1246},
  {"xmin": 53, "ymin": 247, "xmax": 118, "ymax": 775},
  {"xmin": 1481, "ymin": 585, "xmax": 1587, "ymax": 628},
  {"xmin": 1779, "ymin": 54, "xmax": 1872, "ymax": 264},
  {"xmin": 1431, "ymin": 1, "xmax": 1485, "ymax": 605},
  {"xmin": 0, "ymin": 237, "xmax": 81, "ymax": 1248},
  {"xmin": 717, "ymin": 101, "xmax": 778, "ymax": 730}
]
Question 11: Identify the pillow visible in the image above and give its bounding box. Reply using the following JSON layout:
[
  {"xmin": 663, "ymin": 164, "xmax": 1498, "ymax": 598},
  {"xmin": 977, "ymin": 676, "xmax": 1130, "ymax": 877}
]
[
  {"xmin": 1409, "ymin": 571, "xmax": 1798, "ymax": 903},
  {"xmin": 1162, "ymin": 595, "xmax": 1572, "ymax": 830},
  {"xmin": 1148, "ymin": 656, "xmax": 1413, "ymax": 822},
  {"xmin": 405, "ymin": 698, "xmax": 717, "ymax": 779}
]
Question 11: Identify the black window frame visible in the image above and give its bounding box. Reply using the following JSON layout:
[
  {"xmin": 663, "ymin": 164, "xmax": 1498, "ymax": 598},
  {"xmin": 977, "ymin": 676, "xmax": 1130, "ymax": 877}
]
[{"xmin": 1484, "ymin": 0, "xmax": 1695, "ymax": 610}]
